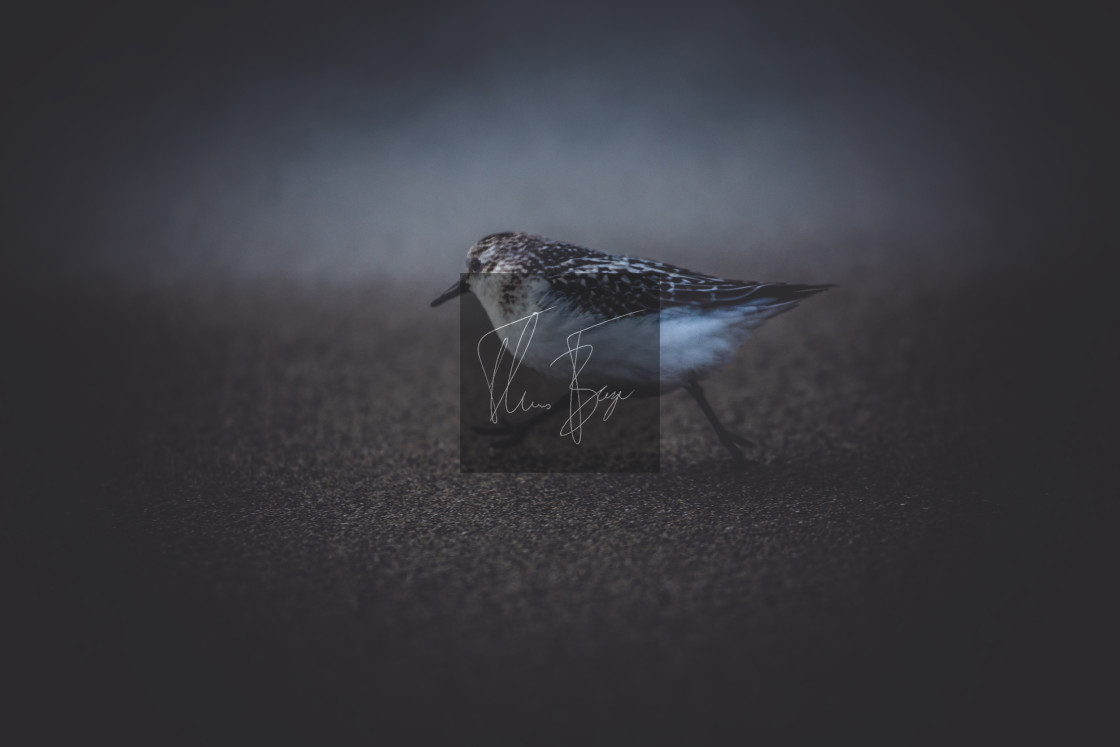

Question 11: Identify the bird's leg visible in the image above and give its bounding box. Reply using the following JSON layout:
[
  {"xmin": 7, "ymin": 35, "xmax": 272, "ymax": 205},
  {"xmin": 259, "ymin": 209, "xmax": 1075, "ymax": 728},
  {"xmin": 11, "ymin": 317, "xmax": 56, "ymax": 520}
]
[
  {"xmin": 471, "ymin": 394, "xmax": 569, "ymax": 449},
  {"xmin": 684, "ymin": 381, "xmax": 754, "ymax": 460}
]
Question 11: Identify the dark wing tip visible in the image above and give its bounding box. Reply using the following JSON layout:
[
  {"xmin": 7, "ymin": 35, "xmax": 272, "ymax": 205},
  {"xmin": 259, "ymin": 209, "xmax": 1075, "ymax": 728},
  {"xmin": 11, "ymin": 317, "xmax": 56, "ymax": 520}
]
[
  {"xmin": 788, "ymin": 283, "xmax": 835, "ymax": 297},
  {"xmin": 679, "ymin": 281, "xmax": 834, "ymax": 308},
  {"xmin": 752, "ymin": 283, "xmax": 835, "ymax": 305}
]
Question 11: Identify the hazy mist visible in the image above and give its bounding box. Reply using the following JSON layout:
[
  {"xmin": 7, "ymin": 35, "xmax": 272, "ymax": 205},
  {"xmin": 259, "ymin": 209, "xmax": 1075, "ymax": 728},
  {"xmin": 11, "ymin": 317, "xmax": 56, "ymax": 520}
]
[{"xmin": 5, "ymin": 1, "xmax": 1105, "ymax": 288}]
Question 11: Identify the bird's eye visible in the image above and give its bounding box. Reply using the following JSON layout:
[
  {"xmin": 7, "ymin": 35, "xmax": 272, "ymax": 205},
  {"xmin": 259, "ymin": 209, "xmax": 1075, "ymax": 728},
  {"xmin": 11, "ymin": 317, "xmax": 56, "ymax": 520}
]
[{"xmin": 469, "ymin": 258, "xmax": 483, "ymax": 273}]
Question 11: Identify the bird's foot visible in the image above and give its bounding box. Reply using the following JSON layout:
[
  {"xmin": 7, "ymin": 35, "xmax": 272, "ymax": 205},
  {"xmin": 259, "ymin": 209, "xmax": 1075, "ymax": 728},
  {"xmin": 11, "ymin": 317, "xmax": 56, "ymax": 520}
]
[
  {"xmin": 726, "ymin": 432, "xmax": 754, "ymax": 449},
  {"xmin": 716, "ymin": 430, "xmax": 754, "ymax": 461}
]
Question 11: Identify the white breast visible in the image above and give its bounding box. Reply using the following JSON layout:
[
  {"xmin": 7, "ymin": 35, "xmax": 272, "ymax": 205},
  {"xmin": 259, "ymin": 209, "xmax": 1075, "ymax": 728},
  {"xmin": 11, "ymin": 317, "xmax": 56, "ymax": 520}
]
[{"xmin": 472, "ymin": 276, "xmax": 784, "ymax": 392}]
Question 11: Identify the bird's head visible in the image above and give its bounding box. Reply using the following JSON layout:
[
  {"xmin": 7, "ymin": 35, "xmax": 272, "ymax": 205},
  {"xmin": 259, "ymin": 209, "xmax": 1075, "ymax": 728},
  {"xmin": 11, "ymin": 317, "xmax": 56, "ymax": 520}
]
[{"xmin": 430, "ymin": 231, "xmax": 534, "ymax": 307}]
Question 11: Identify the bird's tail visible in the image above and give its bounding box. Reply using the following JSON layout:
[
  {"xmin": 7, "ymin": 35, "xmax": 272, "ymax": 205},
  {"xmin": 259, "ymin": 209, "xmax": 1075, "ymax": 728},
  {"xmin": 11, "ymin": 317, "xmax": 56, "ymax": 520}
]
[
  {"xmin": 725, "ymin": 283, "xmax": 834, "ymax": 328},
  {"xmin": 745, "ymin": 283, "xmax": 834, "ymax": 304}
]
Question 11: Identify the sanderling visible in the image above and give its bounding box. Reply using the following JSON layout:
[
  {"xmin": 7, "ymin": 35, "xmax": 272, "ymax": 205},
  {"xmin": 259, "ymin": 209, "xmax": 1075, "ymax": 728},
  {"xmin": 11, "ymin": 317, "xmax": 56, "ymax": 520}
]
[{"xmin": 432, "ymin": 231, "xmax": 831, "ymax": 460}]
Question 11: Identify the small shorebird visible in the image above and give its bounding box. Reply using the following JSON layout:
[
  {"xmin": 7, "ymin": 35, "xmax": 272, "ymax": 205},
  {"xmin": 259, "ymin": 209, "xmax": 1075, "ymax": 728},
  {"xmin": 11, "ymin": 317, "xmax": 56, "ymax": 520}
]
[{"xmin": 432, "ymin": 231, "xmax": 831, "ymax": 460}]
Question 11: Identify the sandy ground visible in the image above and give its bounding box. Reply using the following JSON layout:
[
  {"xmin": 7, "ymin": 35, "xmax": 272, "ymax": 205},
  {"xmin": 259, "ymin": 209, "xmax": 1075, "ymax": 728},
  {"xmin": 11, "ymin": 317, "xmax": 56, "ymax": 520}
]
[{"xmin": 4, "ymin": 265, "xmax": 1109, "ymax": 743}]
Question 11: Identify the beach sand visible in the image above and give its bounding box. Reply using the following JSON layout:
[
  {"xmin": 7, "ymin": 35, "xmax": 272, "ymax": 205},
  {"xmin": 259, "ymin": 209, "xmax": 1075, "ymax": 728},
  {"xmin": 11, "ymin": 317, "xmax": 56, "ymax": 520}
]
[{"xmin": 6, "ymin": 265, "xmax": 1107, "ymax": 743}]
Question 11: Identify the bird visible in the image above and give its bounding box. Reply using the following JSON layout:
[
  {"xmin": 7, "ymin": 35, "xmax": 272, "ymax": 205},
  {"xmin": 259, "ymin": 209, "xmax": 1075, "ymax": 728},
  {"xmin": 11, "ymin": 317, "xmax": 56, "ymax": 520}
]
[{"xmin": 431, "ymin": 231, "xmax": 831, "ymax": 460}]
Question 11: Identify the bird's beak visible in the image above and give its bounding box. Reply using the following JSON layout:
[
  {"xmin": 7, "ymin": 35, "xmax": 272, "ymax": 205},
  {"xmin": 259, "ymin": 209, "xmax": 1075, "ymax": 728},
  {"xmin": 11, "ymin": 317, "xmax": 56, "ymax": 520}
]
[{"xmin": 431, "ymin": 278, "xmax": 469, "ymax": 307}]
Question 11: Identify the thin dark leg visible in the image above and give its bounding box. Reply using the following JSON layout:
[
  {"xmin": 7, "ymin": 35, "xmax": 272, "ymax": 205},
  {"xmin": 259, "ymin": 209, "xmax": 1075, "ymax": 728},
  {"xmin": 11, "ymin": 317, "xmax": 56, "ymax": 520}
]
[
  {"xmin": 471, "ymin": 394, "xmax": 569, "ymax": 448},
  {"xmin": 684, "ymin": 381, "xmax": 754, "ymax": 460}
]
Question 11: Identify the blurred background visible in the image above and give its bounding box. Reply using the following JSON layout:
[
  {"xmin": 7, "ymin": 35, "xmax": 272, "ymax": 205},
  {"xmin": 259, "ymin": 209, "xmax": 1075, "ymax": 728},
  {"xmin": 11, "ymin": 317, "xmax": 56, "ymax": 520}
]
[
  {"xmin": 4, "ymin": 0, "xmax": 1107, "ymax": 288},
  {"xmin": 3, "ymin": 1, "xmax": 1112, "ymax": 742}
]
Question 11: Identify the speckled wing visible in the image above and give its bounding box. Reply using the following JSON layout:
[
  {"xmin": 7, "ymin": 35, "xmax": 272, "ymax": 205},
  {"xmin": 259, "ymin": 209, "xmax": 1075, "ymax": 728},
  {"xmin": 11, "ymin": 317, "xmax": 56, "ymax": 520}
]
[
  {"xmin": 542, "ymin": 271, "xmax": 663, "ymax": 318},
  {"xmin": 542, "ymin": 255, "xmax": 832, "ymax": 318}
]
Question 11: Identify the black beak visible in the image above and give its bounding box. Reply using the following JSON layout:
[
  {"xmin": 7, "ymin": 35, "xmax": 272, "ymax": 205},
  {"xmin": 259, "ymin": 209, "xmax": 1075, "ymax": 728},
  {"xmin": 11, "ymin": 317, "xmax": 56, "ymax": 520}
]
[{"xmin": 431, "ymin": 278, "xmax": 468, "ymax": 307}]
